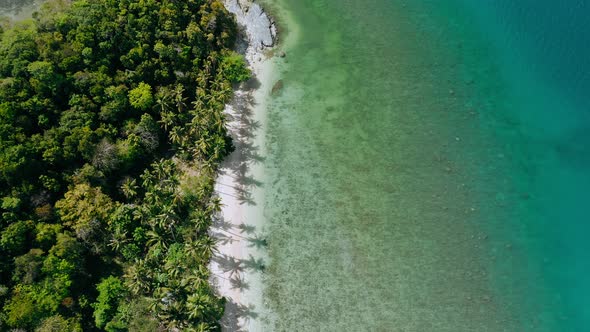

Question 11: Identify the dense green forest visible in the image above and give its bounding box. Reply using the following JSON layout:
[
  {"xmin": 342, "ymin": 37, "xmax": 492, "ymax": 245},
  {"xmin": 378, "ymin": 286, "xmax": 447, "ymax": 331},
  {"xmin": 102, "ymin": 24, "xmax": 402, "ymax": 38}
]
[{"xmin": 0, "ymin": 0, "xmax": 250, "ymax": 330}]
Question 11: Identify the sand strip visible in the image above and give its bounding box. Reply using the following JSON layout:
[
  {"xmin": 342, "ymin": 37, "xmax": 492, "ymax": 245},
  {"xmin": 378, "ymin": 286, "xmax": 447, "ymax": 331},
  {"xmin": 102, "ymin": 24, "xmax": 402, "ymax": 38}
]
[{"xmin": 210, "ymin": 1, "xmax": 277, "ymax": 331}]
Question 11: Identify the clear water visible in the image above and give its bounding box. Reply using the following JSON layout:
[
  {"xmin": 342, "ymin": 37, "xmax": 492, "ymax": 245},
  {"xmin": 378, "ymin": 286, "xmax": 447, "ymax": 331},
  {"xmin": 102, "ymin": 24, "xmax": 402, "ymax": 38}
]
[{"xmin": 257, "ymin": 0, "xmax": 590, "ymax": 331}]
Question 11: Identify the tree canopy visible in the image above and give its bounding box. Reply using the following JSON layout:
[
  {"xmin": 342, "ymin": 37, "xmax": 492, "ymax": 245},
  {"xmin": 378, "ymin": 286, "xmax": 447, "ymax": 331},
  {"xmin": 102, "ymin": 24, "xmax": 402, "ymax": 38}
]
[{"xmin": 0, "ymin": 0, "xmax": 248, "ymax": 330}]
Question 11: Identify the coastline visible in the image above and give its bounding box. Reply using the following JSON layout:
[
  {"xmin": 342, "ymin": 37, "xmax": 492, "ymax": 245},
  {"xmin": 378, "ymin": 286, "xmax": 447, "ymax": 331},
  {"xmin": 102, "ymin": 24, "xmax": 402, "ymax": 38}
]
[{"xmin": 210, "ymin": 1, "xmax": 278, "ymax": 330}]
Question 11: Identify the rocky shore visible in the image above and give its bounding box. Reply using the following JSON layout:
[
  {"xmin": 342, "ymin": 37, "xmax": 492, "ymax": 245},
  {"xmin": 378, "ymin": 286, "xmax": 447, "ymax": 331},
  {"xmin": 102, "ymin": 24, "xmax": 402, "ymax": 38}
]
[{"xmin": 224, "ymin": 0, "xmax": 277, "ymax": 57}]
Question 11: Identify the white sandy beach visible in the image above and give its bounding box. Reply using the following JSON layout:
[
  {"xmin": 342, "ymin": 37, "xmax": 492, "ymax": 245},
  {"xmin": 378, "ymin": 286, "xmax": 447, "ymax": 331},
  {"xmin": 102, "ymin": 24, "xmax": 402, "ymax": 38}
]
[{"xmin": 210, "ymin": 1, "xmax": 278, "ymax": 331}]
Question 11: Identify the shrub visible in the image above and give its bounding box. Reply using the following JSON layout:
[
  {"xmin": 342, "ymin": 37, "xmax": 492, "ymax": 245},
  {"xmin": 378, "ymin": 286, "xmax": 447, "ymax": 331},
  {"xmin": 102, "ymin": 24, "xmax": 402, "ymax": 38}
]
[{"xmin": 220, "ymin": 51, "xmax": 251, "ymax": 82}]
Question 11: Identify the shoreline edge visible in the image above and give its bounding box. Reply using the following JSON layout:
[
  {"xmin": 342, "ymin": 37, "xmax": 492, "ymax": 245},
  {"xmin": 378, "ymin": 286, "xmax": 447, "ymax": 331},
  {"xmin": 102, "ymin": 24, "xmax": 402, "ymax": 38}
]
[{"xmin": 210, "ymin": 0, "xmax": 278, "ymax": 330}]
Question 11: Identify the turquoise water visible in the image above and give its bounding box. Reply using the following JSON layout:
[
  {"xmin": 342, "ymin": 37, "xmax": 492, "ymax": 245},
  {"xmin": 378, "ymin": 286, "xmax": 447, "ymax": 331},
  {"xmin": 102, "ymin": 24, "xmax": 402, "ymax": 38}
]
[
  {"xmin": 257, "ymin": 0, "xmax": 590, "ymax": 330},
  {"xmin": 454, "ymin": 0, "xmax": 590, "ymax": 329},
  {"xmin": 446, "ymin": 1, "xmax": 590, "ymax": 329}
]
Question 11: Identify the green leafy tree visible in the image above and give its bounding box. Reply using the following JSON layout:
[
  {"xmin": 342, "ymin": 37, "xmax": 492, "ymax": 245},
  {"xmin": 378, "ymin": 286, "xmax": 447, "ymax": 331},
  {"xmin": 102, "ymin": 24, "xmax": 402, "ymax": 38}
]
[
  {"xmin": 4, "ymin": 285, "xmax": 47, "ymax": 329},
  {"xmin": 128, "ymin": 82, "xmax": 153, "ymax": 110},
  {"xmin": 27, "ymin": 61, "xmax": 62, "ymax": 95},
  {"xmin": 55, "ymin": 184, "xmax": 114, "ymax": 252},
  {"xmin": 48, "ymin": 232, "xmax": 83, "ymax": 264},
  {"xmin": 13, "ymin": 248, "xmax": 45, "ymax": 284},
  {"xmin": 92, "ymin": 276, "xmax": 126, "ymax": 329},
  {"xmin": 1, "ymin": 196, "xmax": 21, "ymax": 211},
  {"xmin": 1, "ymin": 220, "xmax": 34, "ymax": 254}
]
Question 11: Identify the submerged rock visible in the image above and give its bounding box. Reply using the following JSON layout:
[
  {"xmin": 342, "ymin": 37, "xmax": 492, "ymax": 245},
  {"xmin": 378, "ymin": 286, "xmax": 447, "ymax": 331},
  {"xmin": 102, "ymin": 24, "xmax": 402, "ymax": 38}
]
[{"xmin": 271, "ymin": 80, "xmax": 284, "ymax": 95}]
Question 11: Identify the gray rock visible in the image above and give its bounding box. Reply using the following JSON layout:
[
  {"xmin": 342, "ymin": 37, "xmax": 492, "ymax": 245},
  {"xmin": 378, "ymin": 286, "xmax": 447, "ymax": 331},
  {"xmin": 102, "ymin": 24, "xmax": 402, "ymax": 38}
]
[
  {"xmin": 245, "ymin": 3, "xmax": 276, "ymax": 47},
  {"xmin": 223, "ymin": 0, "xmax": 276, "ymax": 50}
]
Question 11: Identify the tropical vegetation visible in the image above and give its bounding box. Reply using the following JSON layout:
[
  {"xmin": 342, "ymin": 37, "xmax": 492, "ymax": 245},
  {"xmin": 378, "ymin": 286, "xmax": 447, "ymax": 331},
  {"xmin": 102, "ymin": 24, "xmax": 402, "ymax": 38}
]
[{"xmin": 0, "ymin": 0, "xmax": 249, "ymax": 330}]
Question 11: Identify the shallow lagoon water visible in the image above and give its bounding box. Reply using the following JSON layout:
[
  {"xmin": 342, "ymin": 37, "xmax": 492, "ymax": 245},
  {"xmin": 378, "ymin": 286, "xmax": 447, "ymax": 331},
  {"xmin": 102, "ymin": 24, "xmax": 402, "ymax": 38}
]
[{"xmin": 257, "ymin": 0, "xmax": 590, "ymax": 330}]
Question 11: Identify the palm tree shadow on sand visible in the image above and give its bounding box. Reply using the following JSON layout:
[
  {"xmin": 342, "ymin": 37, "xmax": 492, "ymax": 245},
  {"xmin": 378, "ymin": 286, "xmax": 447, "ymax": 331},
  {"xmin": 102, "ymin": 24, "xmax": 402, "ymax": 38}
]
[
  {"xmin": 219, "ymin": 75, "xmax": 266, "ymax": 207},
  {"xmin": 211, "ymin": 250, "xmax": 268, "ymax": 331},
  {"xmin": 220, "ymin": 300, "xmax": 259, "ymax": 332},
  {"xmin": 210, "ymin": 63, "xmax": 271, "ymax": 330}
]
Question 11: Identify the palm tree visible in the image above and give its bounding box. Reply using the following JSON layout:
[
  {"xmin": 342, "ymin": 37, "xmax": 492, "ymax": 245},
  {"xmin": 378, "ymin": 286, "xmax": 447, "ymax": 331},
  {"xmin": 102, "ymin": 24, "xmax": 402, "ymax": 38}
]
[
  {"xmin": 161, "ymin": 159, "xmax": 175, "ymax": 176},
  {"xmin": 155, "ymin": 206, "xmax": 179, "ymax": 240},
  {"xmin": 211, "ymin": 111, "xmax": 225, "ymax": 133},
  {"xmin": 165, "ymin": 259, "xmax": 185, "ymax": 279},
  {"xmin": 144, "ymin": 191, "xmax": 161, "ymax": 206},
  {"xmin": 192, "ymin": 97, "xmax": 206, "ymax": 113},
  {"xmin": 159, "ymin": 111, "xmax": 176, "ymax": 131},
  {"xmin": 153, "ymin": 159, "xmax": 169, "ymax": 180},
  {"xmin": 183, "ymin": 241, "xmax": 200, "ymax": 261},
  {"xmin": 197, "ymin": 236, "xmax": 216, "ymax": 263},
  {"xmin": 190, "ymin": 211, "xmax": 210, "ymax": 233},
  {"xmin": 121, "ymin": 178, "xmax": 138, "ymax": 200},
  {"xmin": 146, "ymin": 230, "xmax": 168, "ymax": 251},
  {"xmin": 155, "ymin": 87, "xmax": 173, "ymax": 113},
  {"xmin": 174, "ymin": 84, "xmax": 187, "ymax": 113},
  {"xmin": 180, "ymin": 270, "xmax": 208, "ymax": 293},
  {"xmin": 109, "ymin": 228, "xmax": 129, "ymax": 252},
  {"xmin": 168, "ymin": 126, "xmax": 183, "ymax": 145},
  {"xmin": 125, "ymin": 260, "xmax": 152, "ymax": 295},
  {"xmin": 132, "ymin": 206, "xmax": 146, "ymax": 223},
  {"xmin": 208, "ymin": 197, "xmax": 222, "ymax": 214},
  {"xmin": 196, "ymin": 136, "xmax": 210, "ymax": 157},
  {"xmin": 186, "ymin": 293, "xmax": 206, "ymax": 321},
  {"xmin": 209, "ymin": 78, "xmax": 223, "ymax": 93},
  {"xmin": 141, "ymin": 171, "xmax": 155, "ymax": 189}
]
